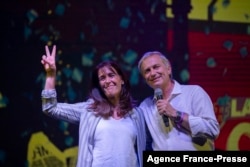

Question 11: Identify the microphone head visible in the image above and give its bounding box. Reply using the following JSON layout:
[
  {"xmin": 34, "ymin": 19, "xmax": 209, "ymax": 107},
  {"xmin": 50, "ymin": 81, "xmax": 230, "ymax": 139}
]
[{"xmin": 154, "ymin": 88, "xmax": 163, "ymax": 100}]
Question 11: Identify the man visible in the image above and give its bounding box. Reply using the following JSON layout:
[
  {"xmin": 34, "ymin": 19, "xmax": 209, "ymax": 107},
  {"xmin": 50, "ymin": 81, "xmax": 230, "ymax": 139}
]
[{"xmin": 138, "ymin": 51, "xmax": 220, "ymax": 150}]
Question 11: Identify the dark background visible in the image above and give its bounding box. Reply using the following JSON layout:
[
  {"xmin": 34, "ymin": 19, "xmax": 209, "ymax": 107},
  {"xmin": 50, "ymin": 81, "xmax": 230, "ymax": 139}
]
[{"xmin": 0, "ymin": 0, "xmax": 250, "ymax": 166}]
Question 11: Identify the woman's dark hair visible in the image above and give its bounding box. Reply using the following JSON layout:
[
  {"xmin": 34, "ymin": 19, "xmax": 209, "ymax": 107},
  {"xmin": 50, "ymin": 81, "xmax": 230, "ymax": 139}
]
[{"xmin": 87, "ymin": 61, "xmax": 136, "ymax": 118}]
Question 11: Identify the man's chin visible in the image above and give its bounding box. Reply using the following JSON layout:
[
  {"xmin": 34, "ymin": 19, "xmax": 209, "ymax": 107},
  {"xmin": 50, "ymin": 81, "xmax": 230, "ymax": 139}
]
[{"xmin": 150, "ymin": 83, "xmax": 161, "ymax": 89}]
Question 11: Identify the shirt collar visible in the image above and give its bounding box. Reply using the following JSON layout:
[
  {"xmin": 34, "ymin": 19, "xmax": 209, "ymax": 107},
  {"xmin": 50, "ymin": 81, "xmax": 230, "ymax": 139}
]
[{"xmin": 152, "ymin": 80, "xmax": 182, "ymax": 102}]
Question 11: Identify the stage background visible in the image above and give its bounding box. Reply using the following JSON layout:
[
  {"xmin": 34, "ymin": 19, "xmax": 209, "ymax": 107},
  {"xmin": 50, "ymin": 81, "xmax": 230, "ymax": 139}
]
[{"xmin": 0, "ymin": 0, "xmax": 249, "ymax": 166}]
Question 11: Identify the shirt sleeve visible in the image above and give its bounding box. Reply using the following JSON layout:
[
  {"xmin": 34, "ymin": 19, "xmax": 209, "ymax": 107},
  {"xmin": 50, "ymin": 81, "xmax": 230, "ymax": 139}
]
[
  {"xmin": 188, "ymin": 86, "xmax": 220, "ymax": 140},
  {"xmin": 41, "ymin": 89, "xmax": 91, "ymax": 124}
]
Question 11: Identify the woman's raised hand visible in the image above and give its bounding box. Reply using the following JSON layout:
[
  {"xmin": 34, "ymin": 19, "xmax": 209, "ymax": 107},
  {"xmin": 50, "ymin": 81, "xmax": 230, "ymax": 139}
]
[{"xmin": 41, "ymin": 45, "xmax": 57, "ymax": 75}]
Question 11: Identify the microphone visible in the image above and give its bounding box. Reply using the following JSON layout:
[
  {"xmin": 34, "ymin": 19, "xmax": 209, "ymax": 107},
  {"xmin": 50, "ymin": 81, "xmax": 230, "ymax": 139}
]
[{"xmin": 154, "ymin": 88, "xmax": 169, "ymax": 127}]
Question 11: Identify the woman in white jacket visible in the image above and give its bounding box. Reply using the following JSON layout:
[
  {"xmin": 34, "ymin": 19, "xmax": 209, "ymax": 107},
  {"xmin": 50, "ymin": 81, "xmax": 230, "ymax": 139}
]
[{"xmin": 41, "ymin": 45, "xmax": 146, "ymax": 167}]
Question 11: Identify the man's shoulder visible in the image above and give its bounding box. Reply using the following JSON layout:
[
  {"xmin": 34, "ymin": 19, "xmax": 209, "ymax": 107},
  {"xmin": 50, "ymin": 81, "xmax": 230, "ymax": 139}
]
[
  {"xmin": 139, "ymin": 96, "xmax": 154, "ymax": 106},
  {"xmin": 174, "ymin": 80, "xmax": 202, "ymax": 91},
  {"xmin": 180, "ymin": 84, "xmax": 202, "ymax": 90},
  {"xmin": 142, "ymin": 95, "xmax": 153, "ymax": 102},
  {"xmin": 179, "ymin": 84, "xmax": 206, "ymax": 95}
]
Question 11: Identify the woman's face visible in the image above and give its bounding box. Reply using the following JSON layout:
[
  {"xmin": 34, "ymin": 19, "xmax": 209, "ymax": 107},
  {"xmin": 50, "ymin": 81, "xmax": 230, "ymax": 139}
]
[{"xmin": 98, "ymin": 66, "xmax": 124, "ymax": 101}]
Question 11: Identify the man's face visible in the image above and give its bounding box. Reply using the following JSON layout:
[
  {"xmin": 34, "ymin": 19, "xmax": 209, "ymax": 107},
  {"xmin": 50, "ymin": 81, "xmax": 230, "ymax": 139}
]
[{"xmin": 140, "ymin": 55, "xmax": 171, "ymax": 90}]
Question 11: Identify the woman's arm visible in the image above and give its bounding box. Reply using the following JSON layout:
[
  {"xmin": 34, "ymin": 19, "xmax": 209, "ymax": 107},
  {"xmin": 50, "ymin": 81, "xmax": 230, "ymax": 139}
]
[{"xmin": 41, "ymin": 45, "xmax": 57, "ymax": 90}]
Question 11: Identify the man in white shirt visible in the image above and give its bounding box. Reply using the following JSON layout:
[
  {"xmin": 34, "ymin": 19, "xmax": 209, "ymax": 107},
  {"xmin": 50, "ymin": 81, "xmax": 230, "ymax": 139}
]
[{"xmin": 138, "ymin": 51, "xmax": 220, "ymax": 150}]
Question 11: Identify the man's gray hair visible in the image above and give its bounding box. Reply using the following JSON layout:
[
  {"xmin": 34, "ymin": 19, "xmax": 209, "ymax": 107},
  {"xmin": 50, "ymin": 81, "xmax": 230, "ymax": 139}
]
[{"xmin": 137, "ymin": 51, "xmax": 171, "ymax": 74}]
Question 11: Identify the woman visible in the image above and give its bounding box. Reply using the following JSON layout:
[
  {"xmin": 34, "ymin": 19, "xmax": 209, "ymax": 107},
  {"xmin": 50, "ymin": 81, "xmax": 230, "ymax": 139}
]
[{"xmin": 41, "ymin": 45, "xmax": 146, "ymax": 167}]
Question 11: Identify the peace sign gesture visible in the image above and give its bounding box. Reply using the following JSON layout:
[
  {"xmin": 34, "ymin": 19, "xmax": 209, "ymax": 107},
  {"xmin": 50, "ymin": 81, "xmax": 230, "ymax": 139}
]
[{"xmin": 41, "ymin": 45, "xmax": 57, "ymax": 75}]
